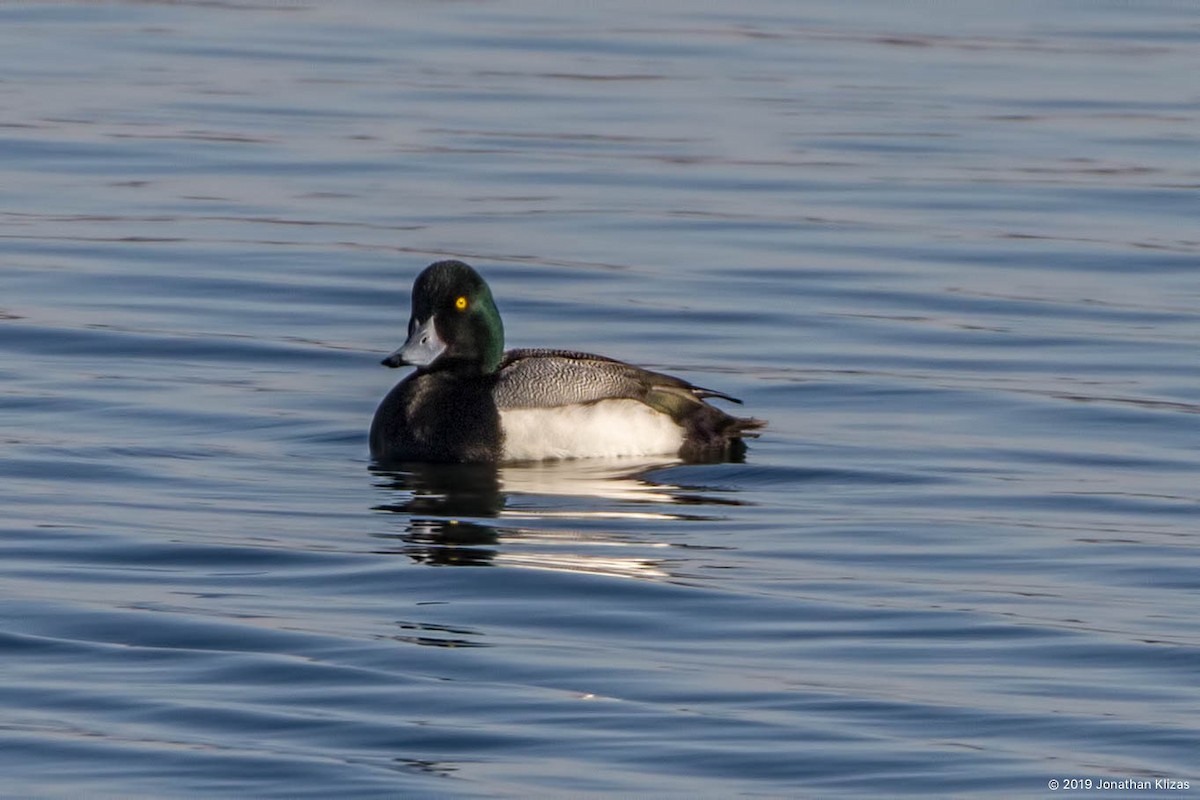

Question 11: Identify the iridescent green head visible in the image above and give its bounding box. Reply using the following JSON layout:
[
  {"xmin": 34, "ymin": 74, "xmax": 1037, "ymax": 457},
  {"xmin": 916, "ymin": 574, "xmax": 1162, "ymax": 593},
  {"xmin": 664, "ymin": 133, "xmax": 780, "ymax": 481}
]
[{"xmin": 382, "ymin": 260, "xmax": 505, "ymax": 374}]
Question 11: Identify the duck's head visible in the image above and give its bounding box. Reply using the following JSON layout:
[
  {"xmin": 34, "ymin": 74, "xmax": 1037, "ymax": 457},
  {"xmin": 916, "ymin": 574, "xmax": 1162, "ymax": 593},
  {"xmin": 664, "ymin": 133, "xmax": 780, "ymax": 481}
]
[{"xmin": 383, "ymin": 260, "xmax": 505, "ymax": 373}]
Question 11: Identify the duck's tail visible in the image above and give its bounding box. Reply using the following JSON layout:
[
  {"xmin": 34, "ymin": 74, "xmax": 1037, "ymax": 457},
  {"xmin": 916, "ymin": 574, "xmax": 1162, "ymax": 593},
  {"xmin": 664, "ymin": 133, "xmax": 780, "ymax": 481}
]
[{"xmin": 677, "ymin": 403, "xmax": 767, "ymax": 463}]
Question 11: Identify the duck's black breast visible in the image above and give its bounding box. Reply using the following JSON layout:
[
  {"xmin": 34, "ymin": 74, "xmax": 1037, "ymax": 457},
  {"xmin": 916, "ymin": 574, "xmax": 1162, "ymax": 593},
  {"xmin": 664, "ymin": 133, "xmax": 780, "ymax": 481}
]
[{"xmin": 369, "ymin": 369, "xmax": 501, "ymax": 464}]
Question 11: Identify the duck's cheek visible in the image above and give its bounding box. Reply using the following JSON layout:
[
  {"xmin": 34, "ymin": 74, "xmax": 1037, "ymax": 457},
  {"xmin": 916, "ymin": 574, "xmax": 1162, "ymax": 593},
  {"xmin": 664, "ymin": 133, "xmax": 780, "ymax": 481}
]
[
  {"xmin": 499, "ymin": 400, "xmax": 685, "ymax": 461},
  {"xmin": 393, "ymin": 315, "xmax": 447, "ymax": 367}
]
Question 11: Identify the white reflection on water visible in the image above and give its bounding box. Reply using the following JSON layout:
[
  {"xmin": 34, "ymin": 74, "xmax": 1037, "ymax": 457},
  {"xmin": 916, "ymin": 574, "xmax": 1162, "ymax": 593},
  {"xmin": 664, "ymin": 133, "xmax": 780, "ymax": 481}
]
[
  {"xmin": 499, "ymin": 457, "xmax": 682, "ymax": 504},
  {"xmin": 493, "ymin": 550, "xmax": 672, "ymax": 581}
]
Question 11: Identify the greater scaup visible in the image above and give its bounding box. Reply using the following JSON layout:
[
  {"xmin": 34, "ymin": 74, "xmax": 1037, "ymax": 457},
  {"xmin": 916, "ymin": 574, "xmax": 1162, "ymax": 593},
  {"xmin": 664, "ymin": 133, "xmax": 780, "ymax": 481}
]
[{"xmin": 369, "ymin": 260, "xmax": 765, "ymax": 463}]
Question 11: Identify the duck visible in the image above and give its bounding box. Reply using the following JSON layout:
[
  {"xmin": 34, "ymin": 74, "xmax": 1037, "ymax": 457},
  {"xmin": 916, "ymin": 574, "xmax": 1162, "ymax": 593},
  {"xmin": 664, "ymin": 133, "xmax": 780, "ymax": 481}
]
[{"xmin": 369, "ymin": 260, "xmax": 765, "ymax": 464}]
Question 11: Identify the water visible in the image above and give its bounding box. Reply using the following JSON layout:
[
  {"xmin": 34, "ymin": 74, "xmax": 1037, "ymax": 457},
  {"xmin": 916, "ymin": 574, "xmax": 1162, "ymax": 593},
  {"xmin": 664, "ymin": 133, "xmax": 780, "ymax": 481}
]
[{"xmin": 2, "ymin": 1, "xmax": 1198, "ymax": 796}]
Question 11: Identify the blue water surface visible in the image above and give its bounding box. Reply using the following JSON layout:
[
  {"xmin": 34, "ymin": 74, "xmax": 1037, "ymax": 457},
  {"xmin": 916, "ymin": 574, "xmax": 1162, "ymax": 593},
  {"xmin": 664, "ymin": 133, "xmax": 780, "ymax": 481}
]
[{"xmin": 1, "ymin": 1, "xmax": 1197, "ymax": 797}]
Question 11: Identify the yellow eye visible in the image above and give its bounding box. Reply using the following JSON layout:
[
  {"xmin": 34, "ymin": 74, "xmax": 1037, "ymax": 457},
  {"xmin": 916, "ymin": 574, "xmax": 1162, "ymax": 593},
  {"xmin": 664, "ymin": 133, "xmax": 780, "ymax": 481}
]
[{"xmin": 455, "ymin": 295, "xmax": 468, "ymax": 311}]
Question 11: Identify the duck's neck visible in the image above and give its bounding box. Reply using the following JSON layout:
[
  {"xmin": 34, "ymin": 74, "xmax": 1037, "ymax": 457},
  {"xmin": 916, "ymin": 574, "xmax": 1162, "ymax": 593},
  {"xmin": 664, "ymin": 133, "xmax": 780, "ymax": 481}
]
[
  {"xmin": 479, "ymin": 309, "xmax": 504, "ymax": 373},
  {"xmin": 426, "ymin": 356, "xmax": 499, "ymax": 378}
]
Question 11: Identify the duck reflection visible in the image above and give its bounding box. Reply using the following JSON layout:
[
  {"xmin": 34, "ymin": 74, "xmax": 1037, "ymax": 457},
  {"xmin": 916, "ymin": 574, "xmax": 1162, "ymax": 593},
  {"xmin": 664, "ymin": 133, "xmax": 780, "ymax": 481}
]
[
  {"xmin": 372, "ymin": 462, "xmax": 505, "ymax": 518},
  {"xmin": 369, "ymin": 458, "xmax": 744, "ymax": 580}
]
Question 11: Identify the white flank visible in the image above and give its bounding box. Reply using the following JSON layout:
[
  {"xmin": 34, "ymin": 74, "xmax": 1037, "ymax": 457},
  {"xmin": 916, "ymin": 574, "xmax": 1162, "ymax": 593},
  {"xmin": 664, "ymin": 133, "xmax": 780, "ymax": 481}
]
[{"xmin": 499, "ymin": 399, "xmax": 684, "ymax": 462}]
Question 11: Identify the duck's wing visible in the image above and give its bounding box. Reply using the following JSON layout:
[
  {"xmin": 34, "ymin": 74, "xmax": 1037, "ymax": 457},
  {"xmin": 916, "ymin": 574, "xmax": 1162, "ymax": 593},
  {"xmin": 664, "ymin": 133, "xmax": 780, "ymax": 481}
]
[
  {"xmin": 494, "ymin": 348, "xmax": 745, "ymax": 414},
  {"xmin": 496, "ymin": 349, "xmax": 766, "ymax": 461}
]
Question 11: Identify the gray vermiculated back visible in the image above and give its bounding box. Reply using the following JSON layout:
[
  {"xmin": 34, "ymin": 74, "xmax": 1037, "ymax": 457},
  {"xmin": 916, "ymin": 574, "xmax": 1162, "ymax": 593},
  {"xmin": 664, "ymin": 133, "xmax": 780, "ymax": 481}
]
[{"xmin": 493, "ymin": 349, "xmax": 654, "ymax": 409}]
